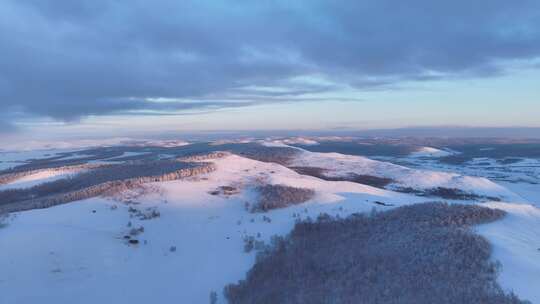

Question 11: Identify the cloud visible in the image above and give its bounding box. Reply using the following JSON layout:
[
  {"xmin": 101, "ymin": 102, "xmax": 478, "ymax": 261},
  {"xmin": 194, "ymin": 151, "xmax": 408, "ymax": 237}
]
[
  {"xmin": 0, "ymin": 0, "xmax": 539, "ymax": 124},
  {"xmin": 10, "ymin": 98, "xmax": 258, "ymax": 121},
  {"xmin": 0, "ymin": 120, "xmax": 18, "ymax": 134}
]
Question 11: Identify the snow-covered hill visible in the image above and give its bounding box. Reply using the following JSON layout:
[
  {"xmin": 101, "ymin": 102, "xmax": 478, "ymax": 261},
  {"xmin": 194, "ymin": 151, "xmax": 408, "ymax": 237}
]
[
  {"xmin": 0, "ymin": 154, "xmax": 419, "ymax": 303},
  {"xmin": 289, "ymin": 149, "xmax": 520, "ymax": 201},
  {"xmin": 0, "ymin": 149, "xmax": 539, "ymax": 303}
]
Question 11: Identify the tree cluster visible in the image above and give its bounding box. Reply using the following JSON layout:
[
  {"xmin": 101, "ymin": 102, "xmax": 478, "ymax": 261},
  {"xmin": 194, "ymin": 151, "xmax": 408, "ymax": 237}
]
[
  {"xmin": 251, "ymin": 184, "xmax": 315, "ymax": 212},
  {"xmin": 225, "ymin": 202, "xmax": 527, "ymax": 304}
]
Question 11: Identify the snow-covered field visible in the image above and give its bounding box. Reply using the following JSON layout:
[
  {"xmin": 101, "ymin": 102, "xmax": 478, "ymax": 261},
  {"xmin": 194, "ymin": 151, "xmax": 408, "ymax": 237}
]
[{"xmin": 1, "ymin": 145, "xmax": 539, "ymax": 303}]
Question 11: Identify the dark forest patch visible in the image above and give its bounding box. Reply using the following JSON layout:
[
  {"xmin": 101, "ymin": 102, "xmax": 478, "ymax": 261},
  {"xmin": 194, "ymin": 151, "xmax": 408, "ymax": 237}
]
[
  {"xmin": 289, "ymin": 166, "xmax": 394, "ymax": 189},
  {"xmin": 225, "ymin": 202, "xmax": 527, "ymax": 304},
  {"xmin": 251, "ymin": 184, "xmax": 315, "ymax": 212}
]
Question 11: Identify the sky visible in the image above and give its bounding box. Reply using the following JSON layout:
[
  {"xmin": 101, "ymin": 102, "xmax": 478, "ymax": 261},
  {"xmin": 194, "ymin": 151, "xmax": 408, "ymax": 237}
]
[{"xmin": 1, "ymin": 0, "xmax": 540, "ymax": 140}]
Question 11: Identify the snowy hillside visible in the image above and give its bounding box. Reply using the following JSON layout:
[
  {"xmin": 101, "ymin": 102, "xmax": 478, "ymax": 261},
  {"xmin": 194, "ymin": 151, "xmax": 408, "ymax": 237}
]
[
  {"xmin": 289, "ymin": 149, "xmax": 520, "ymax": 201},
  {"xmin": 477, "ymin": 202, "xmax": 540, "ymax": 303}
]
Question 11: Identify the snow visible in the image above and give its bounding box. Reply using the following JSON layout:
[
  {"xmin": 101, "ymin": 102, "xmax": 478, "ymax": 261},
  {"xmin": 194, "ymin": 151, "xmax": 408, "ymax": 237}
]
[
  {"xmin": 409, "ymin": 146, "xmax": 455, "ymax": 158},
  {"xmin": 477, "ymin": 202, "xmax": 540, "ymax": 304},
  {"xmin": 290, "ymin": 149, "xmax": 520, "ymax": 201},
  {"xmin": 0, "ymin": 149, "xmax": 74, "ymax": 171},
  {"xmin": 0, "ymin": 169, "xmax": 82, "ymax": 191},
  {"xmin": 0, "ymin": 154, "xmax": 424, "ymax": 304},
  {"xmin": 82, "ymin": 152, "xmax": 152, "ymax": 165},
  {"xmin": 268, "ymin": 137, "xmax": 320, "ymax": 146},
  {"xmin": 135, "ymin": 140, "xmax": 190, "ymax": 148},
  {"xmin": 54, "ymin": 152, "xmax": 94, "ymax": 160},
  {"xmin": 360, "ymin": 150, "xmax": 540, "ymax": 303},
  {"xmin": 0, "ymin": 138, "xmax": 135, "ymax": 152},
  {"xmin": 0, "ymin": 138, "xmax": 189, "ymax": 152},
  {"xmin": 109, "ymin": 151, "xmax": 150, "ymax": 159},
  {"xmin": 211, "ymin": 138, "xmax": 255, "ymax": 145},
  {"xmin": 496, "ymin": 182, "xmax": 540, "ymax": 208},
  {"xmin": 1, "ymin": 151, "xmax": 539, "ymax": 303}
]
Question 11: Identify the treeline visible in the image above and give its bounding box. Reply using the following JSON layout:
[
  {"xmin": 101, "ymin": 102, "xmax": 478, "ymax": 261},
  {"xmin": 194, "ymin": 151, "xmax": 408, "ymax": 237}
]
[
  {"xmin": 224, "ymin": 202, "xmax": 525, "ymax": 304},
  {"xmin": 178, "ymin": 151, "xmax": 230, "ymax": 162},
  {"xmin": 0, "ymin": 161, "xmax": 216, "ymax": 214}
]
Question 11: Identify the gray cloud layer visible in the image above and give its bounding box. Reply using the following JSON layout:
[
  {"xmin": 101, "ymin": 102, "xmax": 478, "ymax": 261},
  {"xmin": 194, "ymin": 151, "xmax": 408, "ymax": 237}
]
[
  {"xmin": 0, "ymin": 120, "xmax": 18, "ymax": 134},
  {"xmin": 1, "ymin": 0, "xmax": 539, "ymax": 126}
]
